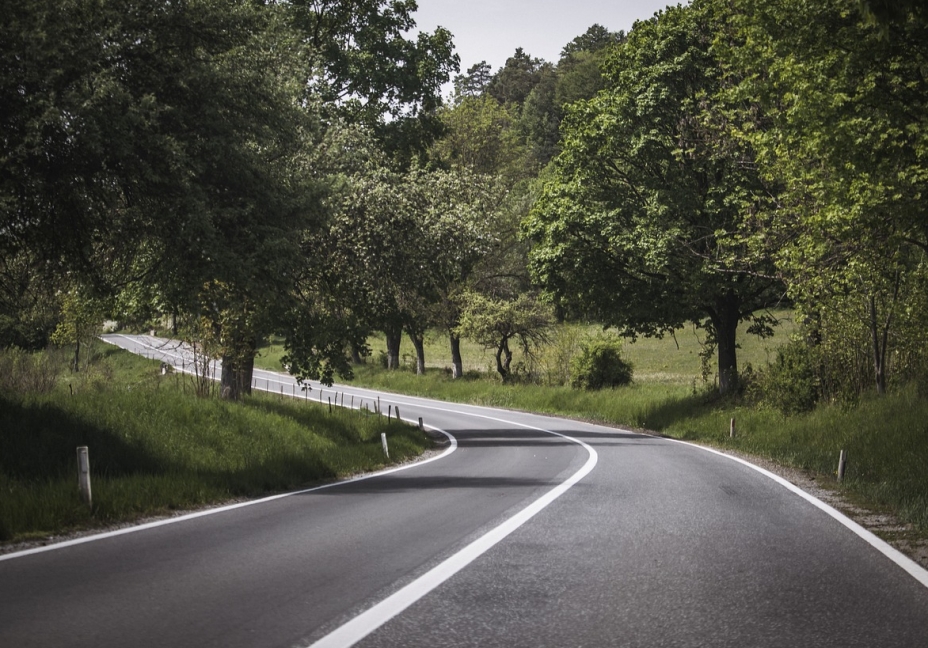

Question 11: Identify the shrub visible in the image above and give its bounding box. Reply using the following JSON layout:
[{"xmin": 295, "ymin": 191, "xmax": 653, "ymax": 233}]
[
  {"xmin": 570, "ymin": 336, "xmax": 633, "ymax": 390},
  {"xmin": 756, "ymin": 338, "xmax": 820, "ymax": 414},
  {"xmin": 0, "ymin": 347, "xmax": 65, "ymax": 394}
]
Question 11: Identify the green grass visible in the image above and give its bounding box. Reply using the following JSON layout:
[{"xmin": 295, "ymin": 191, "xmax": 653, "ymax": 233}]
[{"xmin": 0, "ymin": 343, "xmax": 430, "ymax": 544}]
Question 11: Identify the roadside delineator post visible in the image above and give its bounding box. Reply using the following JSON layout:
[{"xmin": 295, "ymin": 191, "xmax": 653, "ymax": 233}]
[
  {"xmin": 395, "ymin": 406, "xmax": 401, "ymax": 421},
  {"xmin": 418, "ymin": 417, "xmax": 424, "ymax": 431},
  {"xmin": 838, "ymin": 449, "xmax": 848, "ymax": 481},
  {"xmin": 76, "ymin": 446, "xmax": 92, "ymax": 508},
  {"xmin": 381, "ymin": 433, "xmax": 389, "ymax": 459},
  {"xmin": 730, "ymin": 418, "xmax": 736, "ymax": 438}
]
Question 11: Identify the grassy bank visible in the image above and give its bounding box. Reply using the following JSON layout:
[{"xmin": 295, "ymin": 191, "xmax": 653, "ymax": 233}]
[{"xmin": 0, "ymin": 343, "xmax": 430, "ymax": 544}]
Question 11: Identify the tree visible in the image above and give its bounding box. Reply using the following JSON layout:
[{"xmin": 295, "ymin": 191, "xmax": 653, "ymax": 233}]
[
  {"xmin": 525, "ymin": 4, "xmax": 782, "ymax": 395},
  {"xmin": 519, "ymin": 26, "xmax": 625, "ymax": 168},
  {"xmin": 559, "ymin": 23, "xmax": 624, "ymax": 59},
  {"xmin": 711, "ymin": 0, "xmax": 928, "ymax": 394},
  {"xmin": 50, "ymin": 288, "xmax": 105, "ymax": 372},
  {"xmin": 453, "ymin": 61, "xmax": 493, "ymax": 100},
  {"xmin": 1, "ymin": 0, "xmax": 326, "ymax": 399},
  {"xmin": 411, "ymin": 167, "xmax": 504, "ymax": 377},
  {"xmin": 487, "ymin": 47, "xmax": 545, "ymax": 107},
  {"xmin": 286, "ymin": 0, "xmax": 459, "ymax": 163},
  {"xmin": 456, "ymin": 292, "xmax": 553, "ymax": 382},
  {"xmin": 431, "ymin": 95, "xmax": 528, "ymax": 182}
]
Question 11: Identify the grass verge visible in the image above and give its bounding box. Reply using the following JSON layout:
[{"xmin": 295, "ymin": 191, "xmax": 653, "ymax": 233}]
[{"xmin": 0, "ymin": 343, "xmax": 430, "ymax": 545}]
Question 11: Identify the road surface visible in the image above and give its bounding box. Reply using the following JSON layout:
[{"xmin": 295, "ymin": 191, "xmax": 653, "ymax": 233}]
[{"xmin": 1, "ymin": 334, "xmax": 927, "ymax": 647}]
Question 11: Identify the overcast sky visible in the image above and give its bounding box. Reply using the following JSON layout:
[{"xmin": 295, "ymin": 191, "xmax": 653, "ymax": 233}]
[{"xmin": 412, "ymin": 0, "xmax": 678, "ymax": 89}]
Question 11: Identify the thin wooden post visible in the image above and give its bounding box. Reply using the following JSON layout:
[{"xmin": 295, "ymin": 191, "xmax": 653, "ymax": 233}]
[
  {"xmin": 838, "ymin": 450, "xmax": 848, "ymax": 481},
  {"xmin": 418, "ymin": 417, "xmax": 424, "ymax": 431},
  {"xmin": 395, "ymin": 406, "xmax": 400, "ymax": 421},
  {"xmin": 730, "ymin": 418, "xmax": 736, "ymax": 438}
]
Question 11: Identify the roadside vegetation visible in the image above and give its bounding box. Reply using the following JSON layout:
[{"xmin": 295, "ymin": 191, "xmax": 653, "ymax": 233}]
[{"xmin": 0, "ymin": 342, "xmax": 428, "ymax": 545}]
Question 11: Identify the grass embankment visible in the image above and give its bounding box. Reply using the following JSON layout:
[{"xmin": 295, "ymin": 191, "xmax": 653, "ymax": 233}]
[
  {"xmin": 0, "ymin": 343, "xmax": 429, "ymax": 545},
  {"xmin": 255, "ymin": 317, "xmax": 928, "ymax": 534}
]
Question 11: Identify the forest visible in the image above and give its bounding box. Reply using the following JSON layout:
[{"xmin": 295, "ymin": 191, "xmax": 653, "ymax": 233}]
[{"xmin": 2, "ymin": 0, "xmax": 927, "ymax": 413}]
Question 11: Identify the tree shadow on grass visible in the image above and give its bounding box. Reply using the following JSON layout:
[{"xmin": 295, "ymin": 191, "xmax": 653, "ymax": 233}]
[
  {"xmin": 631, "ymin": 389, "xmax": 724, "ymax": 434},
  {"xmin": 0, "ymin": 395, "xmax": 165, "ymax": 480}
]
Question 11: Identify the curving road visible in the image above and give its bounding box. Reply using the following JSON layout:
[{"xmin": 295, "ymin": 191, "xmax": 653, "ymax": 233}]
[{"xmin": 1, "ymin": 334, "xmax": 927, "ymax": 647}]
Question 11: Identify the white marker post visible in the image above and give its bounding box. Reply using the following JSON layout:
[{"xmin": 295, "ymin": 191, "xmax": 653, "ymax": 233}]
[
  {"xmin": 76, "ymin": 446, "xmax": 92, "ymax": 508},
  {"xmin": 838, "ymin": 449, "xmax": 848, "ymax": 481},
  {"xmin": 381, "ymin": 433, "xmax": 389, "ymax": 459}
]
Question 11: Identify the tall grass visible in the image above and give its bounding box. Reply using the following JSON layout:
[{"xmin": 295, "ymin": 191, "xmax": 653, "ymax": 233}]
[{"xmin": 0, "ymin": 344, "xmax": 429, "ymax": 543}]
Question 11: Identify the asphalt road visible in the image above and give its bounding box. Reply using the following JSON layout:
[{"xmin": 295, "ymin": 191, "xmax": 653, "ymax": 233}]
[{"xmin": 2, "ymin": 334, "xmax": 927, "ymax": 647}]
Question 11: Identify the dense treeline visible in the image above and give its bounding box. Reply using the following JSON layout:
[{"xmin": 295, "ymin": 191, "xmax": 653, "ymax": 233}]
[{"xmin": 3, "ymin": 0, "xmax": 927, "ymax": 409}]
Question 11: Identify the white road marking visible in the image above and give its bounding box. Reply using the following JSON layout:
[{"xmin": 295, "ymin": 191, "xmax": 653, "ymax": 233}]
[{"xmin": 307, "ymin": 414, "xmax": 598, "ymax": 648}]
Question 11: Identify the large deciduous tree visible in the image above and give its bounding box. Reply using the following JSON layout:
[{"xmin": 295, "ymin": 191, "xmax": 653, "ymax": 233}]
[
  {"xmin": 712, "ymin": 0, "xmax": 928, "ymax": 394},
  {"xmin": 525, "ymin": 4, "xmax": 782, "ymax": 395}
]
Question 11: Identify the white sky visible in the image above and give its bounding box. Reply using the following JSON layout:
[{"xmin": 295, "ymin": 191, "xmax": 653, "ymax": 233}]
[{"xmin": 412, "ymin": 0, "xmax": 679, "ymax": 83}]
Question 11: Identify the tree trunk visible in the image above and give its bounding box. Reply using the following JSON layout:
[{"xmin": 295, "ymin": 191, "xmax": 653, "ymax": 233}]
[
  {"xmin": 409, "ymin": 330, "xmax": 426, "ymax": 375},
  {"xmin": 385, "ymin": 326, "xmax": 402, "ymax": 370},
  {"xmin": 869, "ymin": 296, "xmax": 888, "ymax": 395},
  {"xmin": 72, "ymin": 340, "xmax": 81, "ymax": 373},
  {"xmin": 449, "ymin": 333, "xmax": 464, "ymax": 379},
  {"xmin": 711, "ymin": 296, "xmax": 741, "ymax": 396},
  {"xmin": 495, "ymin": 337, "xmax": 513, "ymax": 381},
  {"xmin": 220, "ymin": 337, "xmax": 256, "ymax": 400},
  {"xmin": 350, "ymin": 344, "xmax": 364, "ymax": 365}
]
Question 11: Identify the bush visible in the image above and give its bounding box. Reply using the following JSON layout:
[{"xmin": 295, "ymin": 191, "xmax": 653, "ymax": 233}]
[
  {"xmin": 570, "ymin": 336, "xmax": 633, "ymax": 390},
  {"xmin": 756, "ymin": 338, "xmax": 820, "ymax": 414},
  {"xmin": 0, "ymin": 347, "xmax": 65, "ymax": 394}
]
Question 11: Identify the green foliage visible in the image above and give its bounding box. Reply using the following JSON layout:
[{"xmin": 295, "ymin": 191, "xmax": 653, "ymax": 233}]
[
  {"xmin": 456, "ymin": 292, "xmax": 553, "ymax": 381},
  {"xmin": 570, "ymin": 336, "xmax": 633, "ymax": 390},
  {"xmin": 710, "ymin": 0, "xmax": 928, "ymax": 393},
  {"xmin": 754, "ymin": 339, "xmax": 820, "ymax": 414},
  {"xmin": 288, "ymin": 0, "xmax": 458, "ymax": 162},
  {"xmin": 50, "ymin": 289, "xmax": 106, "ymax": 371},
  {"xmin": 525, "ymin": 4, "xmax": 782, "ymax": 394}
]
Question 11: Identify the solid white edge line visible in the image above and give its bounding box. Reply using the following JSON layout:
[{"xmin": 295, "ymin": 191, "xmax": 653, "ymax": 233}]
[
  {"xmin": 308, "ymin": 414, "xmax": 599, "ymax": 648},
  {"xmin": 665, "ymin": 438, "xmax": 928, "ymax": 590}
]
